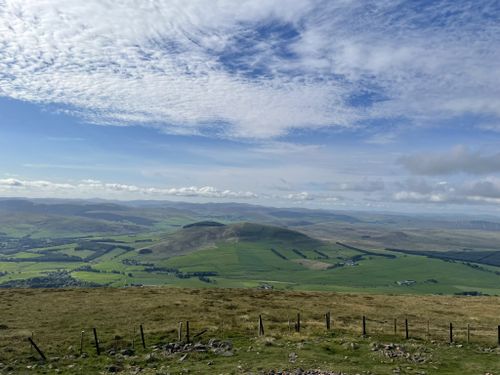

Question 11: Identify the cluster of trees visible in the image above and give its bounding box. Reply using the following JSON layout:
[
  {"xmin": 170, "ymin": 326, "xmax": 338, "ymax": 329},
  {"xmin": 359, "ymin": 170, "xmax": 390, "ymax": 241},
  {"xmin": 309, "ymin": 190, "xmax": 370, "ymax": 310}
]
[
  {"xmin": 122, "ymin": 259, "xmax": 153, "ymax": 266},
  {"xmin": 0, "ymin": 271, "xmax": 101, "ymax": 288},
  {"xmin": 0, "ymin": 236, "xmax": 76, "ymax": 253},
  {"xmin": 292, "ymin": 249, "xmax": 307, "ymax": 259},
  {"xmin": 75, "ymin": 241, "xmax": 134, "ymax": 261},
  {"xmin": 270, "ymin": 248, "xmax": 287, "ymax": 260},
  {"xmin": 2, "ymin": 253, "xmax": 82, "ymax": 263},
  {"xmin": 313, "ymin": 249, "xmax": 329, "ymax": 259},
  {"xmin": 142, "ymin": 265, "xmax": 217, "ymax": 283}
]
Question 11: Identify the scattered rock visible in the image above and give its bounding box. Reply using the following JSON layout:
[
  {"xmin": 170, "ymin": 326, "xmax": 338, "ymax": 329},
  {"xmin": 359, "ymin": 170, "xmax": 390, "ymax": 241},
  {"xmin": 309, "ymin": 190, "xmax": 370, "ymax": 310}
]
[
  {"xmin": 107, "ymin": 364, "xmax": 122, "ymax": 373},
  {"xmin": 262, "ymin": 370, "xmax": 350, "ymax": 374},
  {"xmin": 143, "ymin": 353, "xmax": 157, "ymax": 363},
  {"xmin": 371, "ymin": 343, "xmax": 430, "ymax": 364},
  {"xmin": 121, "ymin": 348, "xmax": 135, "ymax": 356}
]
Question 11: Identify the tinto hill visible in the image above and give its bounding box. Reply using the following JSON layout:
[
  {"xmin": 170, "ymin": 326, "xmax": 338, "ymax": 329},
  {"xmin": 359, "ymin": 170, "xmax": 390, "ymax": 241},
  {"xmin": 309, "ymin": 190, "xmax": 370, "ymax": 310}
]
[{"xmin": 142, "ymin": 222, "xmax": 323, "ymax": 260}]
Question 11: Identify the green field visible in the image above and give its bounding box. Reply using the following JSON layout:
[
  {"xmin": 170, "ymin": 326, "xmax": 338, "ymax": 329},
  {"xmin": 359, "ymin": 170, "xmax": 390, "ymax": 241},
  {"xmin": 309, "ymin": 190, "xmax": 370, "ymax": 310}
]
[
  {"xmin": 3, "ymin": 199, "xmax": 500, "ymax": 295},
  {"xmin": 2, "ymin": 220, "xmax": 500, "ymax": 295}
]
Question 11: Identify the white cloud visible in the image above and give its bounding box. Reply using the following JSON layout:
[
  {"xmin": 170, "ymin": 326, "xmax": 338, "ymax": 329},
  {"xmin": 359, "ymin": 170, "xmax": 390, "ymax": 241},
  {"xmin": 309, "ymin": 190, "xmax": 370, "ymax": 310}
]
[
  {"xmin": 0, "ymin": 178, "xmax": 257, "ymax": 199},
  {"xmin": 285, "ymin": 192, "xmax": 314, "ymax": 201},
  {"xmin": 0, "ymin": 1, "xmax": 498, "ymax": 138},
  {"xmin": 0, "ymin": 0, "xmax": 349, "ymax": 139},
  {"xmin": 283, "ymin": 191, "xmax": 345, "ymax": 203},
  {"xmin": 392, "ymin": 177, "xmax": 500, "ymax": 205}
]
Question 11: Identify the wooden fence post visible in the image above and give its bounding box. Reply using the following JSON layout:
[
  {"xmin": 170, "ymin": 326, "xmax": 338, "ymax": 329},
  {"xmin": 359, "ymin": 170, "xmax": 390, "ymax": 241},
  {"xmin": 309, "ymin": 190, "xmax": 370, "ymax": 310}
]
[
  {"xmin": 405, "ymin": 319, "xmax": 409, "ymax": 340},
  {"xmin": 427, "ymin": 319, "xmax": 430, "ymax": 340},
  {"xmin": 186, "ymin": 321, "xmax": 190, "ymax": 343},
  {"xmin": 449, "ymin": 323, "xmax": 453, "ymax": 344},
  {"xmin": 325, "ymin": 311, "xmax": 331, "ymax": 330},
  {"xmin": 28, "ymin": 337, "xmax": 46, "ymax": 361},
  {"xmin": 362, "ymin": 316, "xmax": 367, "ymax": 336},
  {"xmin": 132, "ymin": 326, "xmax": 135, "ymax": 349},
  {"xmin": 140, "ymin": 324, "xmax": 146, "ymax": 349},
  {"xmin": 296, "ymin": 313, "xmax": 301, "ymax": 333},
  {"xmin": 393, "ymin": 318, "xmax": 397, "ymax": 335},
  {"xmin": 93, "ymin": 328, "xmax": 100, "ymax": 356},
  {"xmin": 258, "ymin": 315, "xmax": 265, "ymax": 336},
  {"xmin": 80, "ymin": 330, "xmax": 85, "ymax": 355},
  {"xmin": 467, "ymin": 323, "xmax": 470, "ymax": 344},
  {"xmin": 178, "ymin": 322, "xmax": 183, "ymax": 342},
  {"xmin": 497, "ymin": 325, "xmax": 500, "ymax": 347}
]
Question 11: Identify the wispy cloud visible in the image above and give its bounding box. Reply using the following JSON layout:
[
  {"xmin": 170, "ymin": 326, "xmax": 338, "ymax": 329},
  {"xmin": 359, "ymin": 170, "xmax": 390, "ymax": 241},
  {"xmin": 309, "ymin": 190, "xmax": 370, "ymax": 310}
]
[
  {"xmin": 0, "ymin": 1, "xmax": 498, "ymax": 139},
  {"xmin": 46, "ymin": 136, "xmax": 85, "ymax": 142},
  {"xmin": 399, "ymin": 145, "xmax": 500, "ymax": 176}
]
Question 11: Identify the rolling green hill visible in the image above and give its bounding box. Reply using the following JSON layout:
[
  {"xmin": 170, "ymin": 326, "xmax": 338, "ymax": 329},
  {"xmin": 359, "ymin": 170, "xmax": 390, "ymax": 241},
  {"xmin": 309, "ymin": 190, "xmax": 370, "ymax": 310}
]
[
  {"xmin": 3, "ymin": 199, "xmax": 500, "ymax": 295},
  {"xmin": 141, "ymin": 221, "xmax": 323, "ymax": 260},
  {"xmin": 3, "ymin": 220, "xmax": 500, "ymax": 295}
]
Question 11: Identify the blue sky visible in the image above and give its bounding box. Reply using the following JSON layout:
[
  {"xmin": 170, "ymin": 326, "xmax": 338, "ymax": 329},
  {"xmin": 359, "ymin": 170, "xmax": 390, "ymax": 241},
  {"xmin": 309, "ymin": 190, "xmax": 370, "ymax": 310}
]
[{"xmin": 1, "ymin": 0, "xmax": 500, "ymax": 213}]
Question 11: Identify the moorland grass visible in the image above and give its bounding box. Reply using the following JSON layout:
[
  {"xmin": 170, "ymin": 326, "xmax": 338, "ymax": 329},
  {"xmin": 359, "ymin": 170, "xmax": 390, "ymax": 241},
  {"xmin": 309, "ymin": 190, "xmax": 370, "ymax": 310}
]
[{"xmin": 1, "ymin": 287, "xmax": 500, "ymax": 374}]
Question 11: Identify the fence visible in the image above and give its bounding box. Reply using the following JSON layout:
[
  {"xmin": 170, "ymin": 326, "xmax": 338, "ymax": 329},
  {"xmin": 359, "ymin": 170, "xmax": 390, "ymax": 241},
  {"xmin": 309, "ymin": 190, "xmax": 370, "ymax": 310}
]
[{"xmin": 25, "ymin": 311, "xmax": 500, "ymax": 361}]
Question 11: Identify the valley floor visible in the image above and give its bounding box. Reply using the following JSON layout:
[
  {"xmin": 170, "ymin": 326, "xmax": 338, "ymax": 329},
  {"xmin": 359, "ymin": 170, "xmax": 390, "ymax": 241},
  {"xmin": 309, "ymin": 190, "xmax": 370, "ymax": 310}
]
[{"xmin": 1, "ymin": 287, "xmax": 500, "ymax": 374}]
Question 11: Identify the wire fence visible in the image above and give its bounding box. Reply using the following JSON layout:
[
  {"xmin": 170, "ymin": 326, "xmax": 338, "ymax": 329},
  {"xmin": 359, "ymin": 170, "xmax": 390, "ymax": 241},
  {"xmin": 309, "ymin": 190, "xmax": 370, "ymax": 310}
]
[{"xmin": 22, "ymin": 311, "xmax": 500, "ymax": 361}]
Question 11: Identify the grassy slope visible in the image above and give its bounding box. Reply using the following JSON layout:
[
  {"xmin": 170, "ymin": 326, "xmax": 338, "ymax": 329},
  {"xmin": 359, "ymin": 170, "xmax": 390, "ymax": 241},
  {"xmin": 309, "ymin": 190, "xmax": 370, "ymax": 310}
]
[
  {"xmin": 1, "ymin": 288, "xmax": 500, "ymax": 374},
  {"xmin": 3, "ymin": 221, "xmax": 500, "ymax": 294},
  {"xmin": 161, "ymin": 240, "xmax": 500, "ymax": 294}
]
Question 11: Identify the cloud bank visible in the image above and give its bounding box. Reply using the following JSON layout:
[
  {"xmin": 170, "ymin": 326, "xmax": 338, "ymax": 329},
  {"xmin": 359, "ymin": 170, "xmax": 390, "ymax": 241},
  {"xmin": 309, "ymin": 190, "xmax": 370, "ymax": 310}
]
[
  {"xmin": 399, "ymin": 145, "xmax": 500, "ymax": 176},
  {"xmin": 0, "ymin": 178, "xmax": 257, "ymax": 199},
  {"xmin": 1, "ymin": 0, "xmax": 499, "ymax": 138},
  {"xmin": 393, "ymin": 178, "xmax": 500, "ymax": 205}
]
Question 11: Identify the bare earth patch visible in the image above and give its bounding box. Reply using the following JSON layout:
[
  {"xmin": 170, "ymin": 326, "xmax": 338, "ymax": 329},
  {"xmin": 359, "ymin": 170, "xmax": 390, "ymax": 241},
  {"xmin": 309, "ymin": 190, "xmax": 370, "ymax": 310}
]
[{"xmin": 292, "ymin": 258, "xmax": 334, "ymax": 270}]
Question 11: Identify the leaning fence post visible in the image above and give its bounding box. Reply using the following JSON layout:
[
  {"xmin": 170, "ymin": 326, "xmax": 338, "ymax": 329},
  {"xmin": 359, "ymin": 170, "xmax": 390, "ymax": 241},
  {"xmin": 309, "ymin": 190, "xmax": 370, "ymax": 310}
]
[
  {"xmin": 405, "ymin": 319, "xmax": 409, "ymax": 340},
  {"xmin": 362, "ymin": 316, "xmax": 367, "ymax": 336},
  {"xmin": 193, "ymin": 329, "xmax": 208, "ymax": 340},
  {"xmin": 93, "ymin": 328, "xmax": 100, "ymax": 356},
  {"xmin": 258, "ymin": 315, "xmax": 265, "ymax": 336},
  {"xmin": 449, "ymin": 323, "xmax": 453, "ymax": 344},
  {"xmin": 28, "ymin": 337, "xmax": 46, "ymax": 361},
  {"xmin": 140, "ymin": 324, "xmax": 146, "ymax": 349}
]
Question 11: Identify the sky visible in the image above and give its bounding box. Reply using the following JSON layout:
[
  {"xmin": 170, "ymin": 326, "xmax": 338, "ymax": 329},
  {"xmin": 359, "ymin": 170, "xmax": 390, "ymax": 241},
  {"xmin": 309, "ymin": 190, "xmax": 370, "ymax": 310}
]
[{"xmin": 1, "ymin": 0, "xmax": 500, "ymax": 214}]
